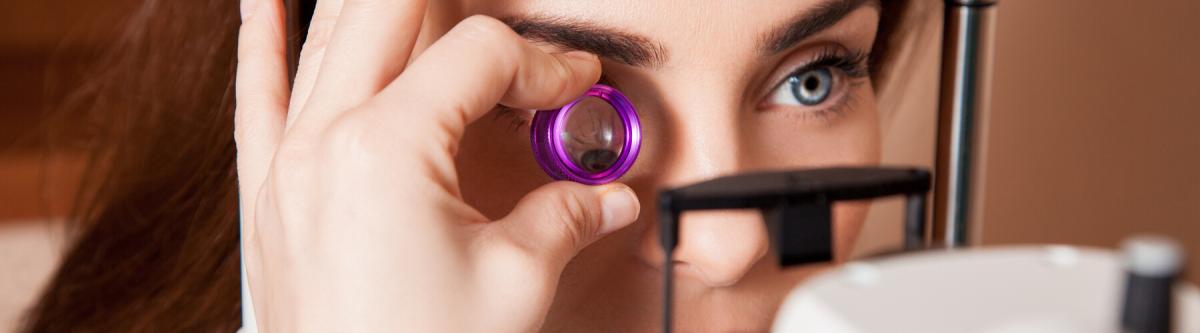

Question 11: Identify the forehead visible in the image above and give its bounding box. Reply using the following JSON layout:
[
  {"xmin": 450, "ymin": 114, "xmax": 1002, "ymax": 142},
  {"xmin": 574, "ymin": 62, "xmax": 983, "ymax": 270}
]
[
  {"xmin": 466, "ymin": 0, "xmax": 846, "ymax": 65},
  {"xmin": 469, "ymin": 0, "xmax": 830, "ymax": 28}
]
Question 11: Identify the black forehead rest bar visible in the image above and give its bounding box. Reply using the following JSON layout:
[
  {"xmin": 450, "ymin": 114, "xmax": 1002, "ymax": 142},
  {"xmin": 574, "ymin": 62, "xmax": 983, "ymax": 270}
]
[
  {"xmin": 660, "ymin": 167, "xmax": 931, "ymax": 211},
  {"xmin": 658, "ymin": 167, "xmax": 931, "ymax": 255},
  {"xmin": 657, "ymin": 166, "xmax": 931, "ymax": 333}
]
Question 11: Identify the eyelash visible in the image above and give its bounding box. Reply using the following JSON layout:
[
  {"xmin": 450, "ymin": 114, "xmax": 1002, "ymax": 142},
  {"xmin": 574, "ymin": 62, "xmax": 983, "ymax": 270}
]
[
  {"xmin": 764, "ymin": 46, "xmax": 870, "ymax": 123},
  {"xmin": 495, "ymin": 105, "xmax": 529, "ymax": 132}
]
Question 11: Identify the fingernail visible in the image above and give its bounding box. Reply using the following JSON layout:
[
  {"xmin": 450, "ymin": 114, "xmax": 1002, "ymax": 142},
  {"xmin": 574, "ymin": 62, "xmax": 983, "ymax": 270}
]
[
  {"xmin": 241, "ymin": 0, "xmax": 258, "ymax": 21},
  {"xmin": 599, "ymin": 185, "xmax": 640, "ymax": 234}
]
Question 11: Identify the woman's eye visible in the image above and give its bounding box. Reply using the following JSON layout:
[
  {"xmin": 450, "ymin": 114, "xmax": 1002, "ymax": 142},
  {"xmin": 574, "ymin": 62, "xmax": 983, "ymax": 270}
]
[{"xmin": 771, "ymin": 67, "xmax": 835, "ymax": 106}]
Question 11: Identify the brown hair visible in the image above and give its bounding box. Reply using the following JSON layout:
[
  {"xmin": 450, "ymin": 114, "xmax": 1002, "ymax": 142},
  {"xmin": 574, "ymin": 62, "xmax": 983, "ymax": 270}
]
[
  {"xmin": 22, "ymin": 1, "xmax": 913, "ymax": 331},
  {"xmin": 22, "ymin": 0, "xmax": 241, "ymax": 331}
]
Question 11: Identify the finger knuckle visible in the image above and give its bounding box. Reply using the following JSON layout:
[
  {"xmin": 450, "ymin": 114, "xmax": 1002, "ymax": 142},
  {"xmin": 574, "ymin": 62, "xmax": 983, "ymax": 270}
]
[
  {"xmin": 545, "ymin": 59, "xmax": 577, "ymax": 104},
  {"xmin": 455, "ymin": 15, "xmax": 512, "ymax": 41},
  {"xmin": 268, "ymin": 142, "xmax": 312, "ymax": 189},
  {"xmin": 538, "ymin": 188, "xmax": 599, "ymax": 249},
  {"xmin": 452, "ymin": 15, "xmax": 521, "ymax": 55},
  {"xmin": 560, "ymin": 191, "xmax": 598, "ymax": 227},
  {"xmin": 321, "ymin": 112, "xmax": 381, "ymax": 158}
]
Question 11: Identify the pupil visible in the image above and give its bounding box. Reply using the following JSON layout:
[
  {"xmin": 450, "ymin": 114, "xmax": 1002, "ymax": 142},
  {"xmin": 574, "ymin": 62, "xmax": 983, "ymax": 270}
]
[
  {"xmin": 580, "ymin": 149, "xmax": 619, "ymax": 172},
  {"xmin": 804, "ymin": 76, "xmax": 820, "ymax": 91}
]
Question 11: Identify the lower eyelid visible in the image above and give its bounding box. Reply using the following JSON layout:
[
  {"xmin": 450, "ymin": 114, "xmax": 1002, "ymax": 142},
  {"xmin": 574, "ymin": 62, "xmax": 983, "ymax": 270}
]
[
  {"xmin": 807, "ymin": 79, "xmax": 867, "ymax": 122},
  {"xmin": 778, "ymin": 89, "xmax": 855, "ymax": 125}
]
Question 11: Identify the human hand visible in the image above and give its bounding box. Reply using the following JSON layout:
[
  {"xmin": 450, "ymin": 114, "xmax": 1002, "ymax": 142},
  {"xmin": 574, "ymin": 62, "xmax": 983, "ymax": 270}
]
[{"xmin": 234, "ymin": 0, "xmax": 641, "ymax": 331}]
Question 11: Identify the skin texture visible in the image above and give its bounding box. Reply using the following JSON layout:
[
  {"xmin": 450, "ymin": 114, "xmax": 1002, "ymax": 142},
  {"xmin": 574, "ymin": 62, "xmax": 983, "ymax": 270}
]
[{"xmin": 235, "ymin": 0, "xmax": 880, "ymax": 331}]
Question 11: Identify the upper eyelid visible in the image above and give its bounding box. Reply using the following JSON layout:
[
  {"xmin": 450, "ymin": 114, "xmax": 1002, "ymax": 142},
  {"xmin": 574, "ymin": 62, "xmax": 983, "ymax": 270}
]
[
  {"xmin": 758, "ymin": 46, "xmax": 866, "ymax": 102},
  {"xmin": 782, "ymin": 45, "xmax": 866, "ymax": 78},
  {"xmin": 783, "ymin": 53, "xmax": 869, "ymax": 83}
]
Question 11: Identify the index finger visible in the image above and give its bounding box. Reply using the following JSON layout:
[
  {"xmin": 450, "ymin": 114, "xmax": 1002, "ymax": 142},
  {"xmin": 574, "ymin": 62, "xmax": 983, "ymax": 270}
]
[{"xmin": 369, "ymin": 15, "xmax": 602, "ymax": 137}]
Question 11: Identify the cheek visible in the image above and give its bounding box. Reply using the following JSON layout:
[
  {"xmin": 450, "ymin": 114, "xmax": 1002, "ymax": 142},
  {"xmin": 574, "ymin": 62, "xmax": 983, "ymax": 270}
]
[
  {"xmin": 832, "ymin": 201, "xmax": 870, "ymax": 261},
  {"xmin": 456, "ymin": 115, "xmax": 549, "ymax": 219}
]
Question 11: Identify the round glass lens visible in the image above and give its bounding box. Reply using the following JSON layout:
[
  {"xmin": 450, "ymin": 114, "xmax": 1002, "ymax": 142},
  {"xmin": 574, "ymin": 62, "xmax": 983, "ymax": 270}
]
[{"xmin": 560, "ymin": 96, "xmax": 626, "ymax": 173}]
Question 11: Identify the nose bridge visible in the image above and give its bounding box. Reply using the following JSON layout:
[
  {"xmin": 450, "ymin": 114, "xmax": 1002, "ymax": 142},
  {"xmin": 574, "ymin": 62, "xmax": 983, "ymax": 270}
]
[
  {"xmin": 636, "ymin": 79, "xmax": 770, "ymax": 288},
  {"xmin": 654, "ymin": 80, "xmax": 743, "ymax": 187}
]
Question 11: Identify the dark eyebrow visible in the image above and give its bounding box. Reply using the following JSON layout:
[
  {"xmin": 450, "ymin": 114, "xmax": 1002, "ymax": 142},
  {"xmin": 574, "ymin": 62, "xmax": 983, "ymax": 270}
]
[
  {"xmin": 761, "ymin": 0, "xmax": 880, "ymax": 54},
  {"xmin": 503, "ymin": 16, "xmax": 669, "ymax": 68}
]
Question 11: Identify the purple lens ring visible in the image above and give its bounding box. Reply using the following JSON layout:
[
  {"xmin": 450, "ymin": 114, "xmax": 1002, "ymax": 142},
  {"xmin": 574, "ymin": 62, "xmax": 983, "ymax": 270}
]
[{"xmin": 531, "ymin": 84, "xmax": 641, "ymax": 185}]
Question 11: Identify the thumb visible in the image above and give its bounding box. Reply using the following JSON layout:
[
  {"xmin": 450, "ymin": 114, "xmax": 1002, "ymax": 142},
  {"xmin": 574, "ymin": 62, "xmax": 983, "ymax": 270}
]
[{"xmin": 496, "ymin": 181, "xmax": 640, "ymax": 265}]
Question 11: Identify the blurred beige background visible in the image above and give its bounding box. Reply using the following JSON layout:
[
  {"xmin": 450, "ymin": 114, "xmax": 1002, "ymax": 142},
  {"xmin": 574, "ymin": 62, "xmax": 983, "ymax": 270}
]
[
  {"xmin": 2, "ymin": 0, "xmax": 1198, "ymax": 331},
  {"xmin": 856, "ymin": 0, "xmax": 1200, "ymax": 286}
]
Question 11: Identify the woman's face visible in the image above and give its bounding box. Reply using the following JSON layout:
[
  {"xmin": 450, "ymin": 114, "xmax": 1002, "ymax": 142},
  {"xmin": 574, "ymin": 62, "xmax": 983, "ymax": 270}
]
[{"xmin": 441, "ymin": 0, "xmax": 882, "ymax": 330}]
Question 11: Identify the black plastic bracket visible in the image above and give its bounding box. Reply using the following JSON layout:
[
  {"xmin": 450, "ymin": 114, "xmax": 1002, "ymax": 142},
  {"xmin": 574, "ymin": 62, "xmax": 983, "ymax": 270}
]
[
  {"xmin": 766, "ymin": 201, "xmax": 833, "ymax": 266},
  {"xmin": 658, "ymin": 167, "xmax": 931, "ymax": 333}
]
